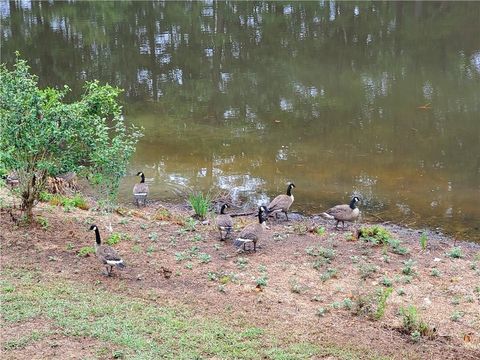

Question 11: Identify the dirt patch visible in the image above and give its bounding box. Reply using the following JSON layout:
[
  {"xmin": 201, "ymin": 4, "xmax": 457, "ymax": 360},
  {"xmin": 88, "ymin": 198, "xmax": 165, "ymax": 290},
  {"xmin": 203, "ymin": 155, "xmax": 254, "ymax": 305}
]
[{"xmin": 1, "ymin": 200, "xmax": 480, "ymax": 359}]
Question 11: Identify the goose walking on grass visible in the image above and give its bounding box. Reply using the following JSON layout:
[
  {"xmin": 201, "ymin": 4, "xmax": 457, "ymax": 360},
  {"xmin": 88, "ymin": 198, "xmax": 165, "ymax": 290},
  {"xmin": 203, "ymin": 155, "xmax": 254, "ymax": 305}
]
[
  {"xmin": 216, "ymin": 204, "xmax": 233, "ymax": 241},
  {"xmin": 233, "ymin": 206, "xmax": 268, "ymax": 252},
  {"xmin": 267, "ymin": 183, "xmax": 295, "ymax": 221},
  {"xmin": 321, "ymin": 196, "xmax": 360, "ymax": 230},
  {"xmin": 90, "ymin": 224, "xmax": 126, "ymax": 276},
  {"xmin": 133, "ymin": 171, "xmax": 149, "ymax": 206}
]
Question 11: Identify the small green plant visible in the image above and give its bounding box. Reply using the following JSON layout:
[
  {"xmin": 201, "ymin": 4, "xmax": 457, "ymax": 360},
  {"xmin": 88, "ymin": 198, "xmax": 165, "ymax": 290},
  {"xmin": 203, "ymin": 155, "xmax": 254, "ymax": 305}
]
[
  {"xmin": 358, "ymin": 263, "xmax": 378, "ymax": 280},
  {"xmin": 255, "ymin": 275, "xmax": 268, "ymax": 288},
  {"xmin": 132, "ymin": 245, "xmax": 141, "ymax": 253},
  {"xmin": 316, "ymin": 307, "xmax": 329, "ymax": 317},
  {"xmin": 66, "ymin": 243, "xmax": 74, "ymax": 251},
  {"xmin": 148, "ymin": 232, "xmax": 159, "ymax": 241},
  {"xmin": 450, "ymin": 296, "xmax": 460, "ymax": 306},
  {"xmin": 411, "ymin": 331, "xmax": 421, "ymax": 343},
  {"xmin": 236, "ymin": 257, "xmax": 248, "ymax": 270},
  {"xmin": 185, "ymin": 262, "xmax": 193, "ymax": 270},
  {"xmin": 78, "ymin": 246, "xmax": 95, "ymax": 257},
  {"xmin": 419, "ymin": 232, "xmax": 428, "ymax": 250},
  {"xmin": 146, "ymin": 245, "xmax": 155, "ymax": 255},
  {"xmin": 320, "ymin": 268, "xmax": 338, "ymax": 282},
  {"xmin": 198, "ymin": 253, "xmax": 211, "ymax": 264},
  {"xmin": 207, "ymin": 271, "xmax": 218, "ymax": 281},
  {"xmin": 191, "ymin": 234, "xmax": 203, "ymax": 242},
  {"xmin": 290, "ymin": 280, "xmax": 303, "ymax": 294},
  {"xmin": 188, "ymin": 191, "xmax": 211, "ymax": 219},
  {"xmin": 446, "ymin": 247, "xmax": 463, "ymax": 259},
  {"xmin": 342, "ymin": 298, "xmax": 353, "ymax": 310},
  {"xmin": 399, "ymin": 305, "xmax": 432, "ymax": 337},
  {"xmin": 175, "ymin": 252, "xmax": 191, "ymax": 262},
  {"xmin": 430, "ymin": 268, "xmax": 441, "ymax": 277},
  {"xmin": 397, "ymin": 288, "xmax": 406, "ymax": 296},
  {"xmin": 106, "ymin": 233, "xmax": 122, "ymax": 246},
  {"xmin": 374, "ymin": 287, "xmax": 393, "ymax": 320},
  {"xmin": 119, "ymin": 218, "xmax": 129, "ymax": 225},
  {"xmin": 184, "ymin": 217, "xmax": 197, "ymax": 231},
  {"xmin": 402, "ymin": 259, "xmax": 416, "ymax": 275},
  {"xmin": 315, "ymin": 226, "xmax": 326, "ymax": 236},
  {"xmin": 140, "ymin": 223, "xmax": 148, "ymax": 230},
  {"xmin": 450, "ymin": 310, "xmax": 463, "ymax": 322},
  {"xmin": 381, "ymin": 276, "xmax": 393, "ymax": 287},
  {"xmin": 36, "ymin": 216, "xmax": 49, "ymax": 229}
]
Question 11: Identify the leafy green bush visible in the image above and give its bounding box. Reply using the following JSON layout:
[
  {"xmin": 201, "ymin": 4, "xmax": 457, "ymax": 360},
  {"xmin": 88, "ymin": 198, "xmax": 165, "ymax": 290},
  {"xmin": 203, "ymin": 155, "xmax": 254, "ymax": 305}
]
[
  {"xmin": 106, "ymin": 233, "xmax": 122, "ymax": 246},
  {"xmin": 359, "ymin": 225, "xmax": 409, "ymax": 255},
  {"xmin": 0, "ymin": 55, "xmax": 142, "ymax": 219},
  {"xmin": 78, "ymin": 246, "xmax": 95, "ymax": 257},
  {"xmin": 188, "ymin": 192, "xmax": 211, "ymax": 219},
  {"xmin": 399, "ymin": 305, "xmax": 433, "ymax": 338},
  {"xmin": 446, "ymin": 247, "xmax": 463, "ymax": 259}
]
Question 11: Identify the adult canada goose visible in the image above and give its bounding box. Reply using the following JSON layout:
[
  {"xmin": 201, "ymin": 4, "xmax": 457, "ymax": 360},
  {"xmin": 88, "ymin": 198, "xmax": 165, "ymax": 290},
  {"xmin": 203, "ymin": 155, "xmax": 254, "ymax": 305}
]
[
  {"xmin": 89, "ymin": 224, "xmax": 126, "ymax": 276},
  {"xmin": 233, "ymin": 206, "xmax": 268, "ymax": 252},
  {"xmin": 321, "ymin": 196, "xmax": 361, "ymax": 230},
  {"xmin": 267, "ymin": 183, "xmax": 295, "ymax": 220},
  {"xmin": 133, "ymin": 171, "xmax": 149, "ymax": 206},
  {"xmin": 216, "ymin": 204, "xmax": 233, "ymax": 241}
]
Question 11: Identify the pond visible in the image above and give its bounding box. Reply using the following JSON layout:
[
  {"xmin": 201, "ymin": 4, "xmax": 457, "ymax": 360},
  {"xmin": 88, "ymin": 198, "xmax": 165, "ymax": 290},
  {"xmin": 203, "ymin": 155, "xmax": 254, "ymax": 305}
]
[{"xmin": 1, "ymin": 1, "xmax": 479, "ymax": 241}]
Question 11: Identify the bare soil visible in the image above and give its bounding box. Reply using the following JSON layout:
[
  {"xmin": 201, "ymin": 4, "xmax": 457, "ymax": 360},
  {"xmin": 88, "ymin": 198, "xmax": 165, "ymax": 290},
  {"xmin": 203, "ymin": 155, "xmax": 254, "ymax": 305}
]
[{"xmin": 1, "ymin": 198, "xmax": 479, "ymax": 359}]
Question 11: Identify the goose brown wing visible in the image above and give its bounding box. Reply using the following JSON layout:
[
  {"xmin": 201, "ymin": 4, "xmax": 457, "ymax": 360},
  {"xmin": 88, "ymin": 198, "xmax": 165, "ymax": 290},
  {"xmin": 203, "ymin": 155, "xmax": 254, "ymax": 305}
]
[
  {"xmin": 133, "ymin": 183, "xmax": 149, "ymax": 195},
  {"xmin": 326, "ymin": 204, "xmax": 351, "ymax": 220},
  {"xmin": 216, "ymin": 214, "xmax": 233, "ymax": 229},
  {"xmin": 98, "ymin": 246, "xmax": 122, "ymax": 262},
  {"xmin": 268, "ymin": 195, "xmax": 290, "ymax": 211},
  {"xmin": 238, "ymin": 223, "xmax": 259, "ymax": 241}
]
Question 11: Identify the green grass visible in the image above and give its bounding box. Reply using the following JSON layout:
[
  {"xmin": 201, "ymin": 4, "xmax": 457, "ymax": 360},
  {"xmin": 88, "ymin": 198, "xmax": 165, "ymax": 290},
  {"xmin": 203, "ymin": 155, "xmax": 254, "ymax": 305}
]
[
  {"xmin": 419, "ymin": 232, "xmax": 428, "ymax": 250},
  {"xmin": 0, "ymin": 269, "xmax": 389, "ymax": 360},
  {"xmin": 77, "ymin": 246, "xmax": 95, "ymax": 257},
  {"xmin": 446, "ymin": 247, "xmax": 463, "ymax": 259},
  {"xmin": 359, "ymin": 225, "xmax": 409, "ymax": 255},
  {"xmin": 39, "ymin": 192, "xmax": 89, "ymax": 210},
  {"xmin": 188, "ymin": 191, "xmax": 211, "ymax": 219}
]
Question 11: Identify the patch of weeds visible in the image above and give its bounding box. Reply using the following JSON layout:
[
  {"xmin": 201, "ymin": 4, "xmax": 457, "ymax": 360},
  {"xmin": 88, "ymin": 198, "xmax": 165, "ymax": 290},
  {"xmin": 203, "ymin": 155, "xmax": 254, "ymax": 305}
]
[
  {"xmin": 315, "ymin": 226, "xmax": 326, "ymax": 236},
  {"xmin": 106, "ymin": 232, "xmax": 123, "ymax": 246},
  {"xmin": 255, "ymin": 275, "xmax": 268, "ymax": 289},
  {"xmin": 320, "ymin": 268, "xmax": 338, "ymax": 282},
  {"xmin": 36, "ymin": 216, "xmax": 49, "ymax": 229},
  {"xmin": 148, "ymin": 232, "xmax": 159, "ymax": 241},
  {"xmin": 207, "ymin": 271, "xmax": 218, "ymax": 281},
  {"xmin": 465, "ymin": 295, "xmax": 474, "ymax": 303},
  {"xmin": 198, "ymin": 253, "xmax": 211, "ymax": 264},
  {"xmin": 66, "ymin": 243, "xmax": 74, "ymax": 251},
  {"xmin": 359, "ymin": 225, "xmax": 408, "ymax": 255},
  {"xmin": 184, "ymin": 262, "xmax": 193, "ymax": 270},
  {"xmin": 358, "ymin": 263, "xmax": 378, "ymax": 280},
  {"xmin": 3, "ymin": 330, "xmax": 46, "ymax": 350},
  {"xmin": 451, "ymin": 296, "xmax": 460, "ymax": 306},
  {"xmin": 397, "ymin": 288, "xmax": 406, "ymax": 296},
  {"xmin": 188, "ymin": 191, "xmax": 211, "ymax": 219},
  {"xmin": 78, "ymin": 246, "xmax": 95, "ymax": 257},
  {"xmin": 351, "ymin": 287, "xmax": 392, "ymax": 320},
  {"xmin": 419, "ymin": 232, "xmax": 428, "ymax": 250},
  {"xmin": 446, "ymin": 247, "xmax": 463, "ymax": 259},
  {"xmin": 306, "ymin": 246, "xmax": 335, "ymax": 270},
  {"xmin": 213, "ymin": 243, "xmax": 221, "ymax": 251},
  {"xmin": 290, "ymin": 280, "xmax": 304, "ymax": 294},
  {"xmin": 381, "ymin": 276, "xmax": 393, "ymax": 287},
  {"xmin": 45, "ymin": 193, "xmax": 89, "ymax": 210},
  {"xmin": 183, "ymin": 217, "xmax": 197, "ymax": 231},
  {"xmin": 146, "ymin": 245, "xmax": 155, "ymax": 255},
  {"xmin": 430, "ymin": 268, "xmax": 441, "ymax": 277},
  {"xmin": 140, "ymin": 223, "xmax": 148, "ymax": 230},
  {"xmin": 218, "ymin": 285, "xmax": 226, "ymax": 293},
  {"xmin": 350, "ymin": 255, "xmax": 360, "ymax": 263},
  {"xmin": 132, "ymin": 245, "xmax": 141, "ymax": 253},
  {"xmin": 316, "ymin": 307, "xmax": 329, "ymax": 317},
  {"xmin": 399, "ymin": 305, "xmax": 433, "ymax": 338},
  {"xmin": 388, "ymin": 238, "xmax": 409, "ymax": 255},
  {"xmin": 401, "ymin": 275, "xmax": 413, "ymax": 284},
  {"xmin": 342, "ymin": 298, "xmax": 353, "ymax": 310},
  {"xmin": 411, "ymin": 331, "xmax": 421, "ymax": 343},
  {"xmin": 119, "ymin": 218, "xmax": 129, "ymax": 225},
  {"xmin": 382, "ymin": 254, "xmax": 390, "ymax": 263},
  {"xmin": 152, "ymin": 207, "xmax": 171, "ymax": 221},
  {"xmin": 191, "ymin": 234, "xmax": 203, "ymax": 242},
  {"xmin": 402, "ymin": 259, "xmax": 416, "ymax": 276},
  {"xmin": 175, "ymin": 252, "xmax": 191, "ymax": 262}
]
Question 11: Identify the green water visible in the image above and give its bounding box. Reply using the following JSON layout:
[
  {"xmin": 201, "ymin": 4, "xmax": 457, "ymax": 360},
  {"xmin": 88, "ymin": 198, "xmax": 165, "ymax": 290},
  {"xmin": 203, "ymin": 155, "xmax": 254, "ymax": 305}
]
[{"xmin": 1, "ymin": 1, "xmax": 479, "ymax": 240}]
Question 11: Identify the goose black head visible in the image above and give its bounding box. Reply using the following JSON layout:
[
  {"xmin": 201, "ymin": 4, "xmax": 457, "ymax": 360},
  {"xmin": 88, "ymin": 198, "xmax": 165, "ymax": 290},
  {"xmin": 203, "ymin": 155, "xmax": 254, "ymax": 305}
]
[
  {"xmin": 136, "ymin": 171, "xmax": 145, "ymax": 183},
  {"xmin": 258, "ymin": 206, "xmax": 268, "ymax": 222},
  {"xmin": 350, "ymin": 196, "xmax": 360, "ymax": 209},
  {"xmin": 136, "ymin": 172, "xmax": 144, "ymax": 177},
  {"xmin": 287, "ymin": 183, "xmax": 295, "ymax": 196},
  {"xmin": 89, "ymin": 224, "xmax": 98, "ymax": 231},
  {"xmin": 220, "ymin": 204, "xmax": 229, "ymax": 214}
]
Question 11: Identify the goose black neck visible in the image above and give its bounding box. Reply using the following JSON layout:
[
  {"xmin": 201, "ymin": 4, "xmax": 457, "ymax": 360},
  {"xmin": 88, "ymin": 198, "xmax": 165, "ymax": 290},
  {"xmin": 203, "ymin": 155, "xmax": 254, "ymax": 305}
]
[
  {"xmin": 258, "ymin": 210, "xmax": 264, "ymax": 224},
  {"xmin": 349, "ymin": 199, "xmax": 357, "ymax": 209},
  {"xmin": 221, "ymin": 205, "xmax": 227, "ymax": 214},
  {"xmin": 140, "ymin": 174, "xmax": 145, "ymax": 183},
  {"xmin": 94, "ymin": 228, "xmax": 101, "ymax": 245},
  {"xmin": 286, "ymin": 185, "xmax": 293, "ymax": 196}
]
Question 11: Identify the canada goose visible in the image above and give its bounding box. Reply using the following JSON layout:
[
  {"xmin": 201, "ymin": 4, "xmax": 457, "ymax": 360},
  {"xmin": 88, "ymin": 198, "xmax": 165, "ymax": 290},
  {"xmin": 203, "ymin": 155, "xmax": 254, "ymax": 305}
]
[
  {"xmin": 89, "ymin": 224, "xmax": 126, "ymax": 276},
  {"xmin": 233, "ymin": 206, "xmax": 268, "ymax": 252},
  {"xmin": 216, "ymin": 204, "xmax": 233, "ymax": 241},
  {"xmin": 133, "ymin": 172, "xmax": 149, "ymax": 206},
  {"xmin": 321, "ymin": 196, "xmax": 361, "ymax": 230},
  {"xmin": 267, "ymin": 183, "xmax": 295, "ymax": 220}
]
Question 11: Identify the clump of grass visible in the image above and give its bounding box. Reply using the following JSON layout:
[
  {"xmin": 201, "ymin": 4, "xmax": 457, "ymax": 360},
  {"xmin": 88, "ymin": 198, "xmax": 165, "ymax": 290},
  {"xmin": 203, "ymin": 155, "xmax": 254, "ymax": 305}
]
[
  {"xmin": 446, "ymin": 247, "xmax": 463, "ymax": 259},
  {"xmin": 450, "ymin": 310, "xmax": 463, "ymax": 322},
  {"xmin": 36, "ymin": 216, "xmax": 49, "ymax": 229},
  {"xmin": 419, "ymin": 232, "xmax": 428, "ymax": 250},
  {"xmin": 400, "ymin": 305, "xmax": 434, "ymax": 338},
  {"xmin": 198, "ymin": 253, "xmax": 211, "ymax": 264},
  {"xmin": 316, "ymin": 307, "xmax": 329, "ymax": 317},
  {"xmin": 381, "ymin": 276, "xmax": 393, "ymax": 287},
  {"xmin": 430, "ymin": 268, "xmax": 441, "ymax": 277},
  {"xmin": 78, "ymin": 246, "xmax": 95, "ymax": 257},
  {"xmin": 315, "ymin": 226, "xmax": 326, "ymax": 236},
  {"xmin": 320, "ymin": 268, "xmax": 338, "ymax": 282},
  {"xmin": 106, "ymin": 232, "xmax": 123, "ymax": 246},
  {"xmin": 306, "ymin": 246, "xmax": 335, "ymax": 269},
  {"xmin": 236, "ymin": 257, "xmax": 248, "ymax": 270},
  {"xmin": 188, "ymin": 191, "xmax": 211, "ymax": 219},
  {"xmin": 40, "ymin": 192, "xmax": 89, "ymax": 210}
]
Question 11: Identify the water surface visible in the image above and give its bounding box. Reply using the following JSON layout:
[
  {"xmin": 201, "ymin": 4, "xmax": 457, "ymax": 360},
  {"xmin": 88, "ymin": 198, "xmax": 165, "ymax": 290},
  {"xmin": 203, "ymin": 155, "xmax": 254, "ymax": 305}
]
[{"xmin": 1, "ymin": 1, "xmax": 479, "ymax": 240}]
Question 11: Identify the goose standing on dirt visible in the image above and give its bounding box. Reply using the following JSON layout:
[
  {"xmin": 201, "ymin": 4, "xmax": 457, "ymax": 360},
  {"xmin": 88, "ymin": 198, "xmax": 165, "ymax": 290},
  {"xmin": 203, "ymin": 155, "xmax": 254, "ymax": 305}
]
[
  {"xmin": 321, "ymin": 196, "xmax": 360, "ymax": 230},
  {"xmin": 89, "ymin": 224, "xmax": 126, "ymax": 276},
  {"xmin": 216, "ymin": 204, "xmax": 233, "ymax": 241},
  {"xmin": 267, "ymin": 183, "xmax": 295, "ymax": 220},
  {"xmin": 133, "ymin": 171, "xmax": 149, "ymax": 206},
  {"xmin": 234, "ymin": 206, "xmax": 268, "ymax": 252}
]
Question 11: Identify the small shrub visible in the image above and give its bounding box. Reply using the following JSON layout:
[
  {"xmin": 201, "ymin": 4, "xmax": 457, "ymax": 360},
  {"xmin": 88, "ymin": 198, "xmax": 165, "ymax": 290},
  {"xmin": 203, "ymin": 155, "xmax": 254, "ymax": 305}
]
[
  {"xmin": 148, "ymin": 232, "xmax": 159, "ymax": 241},
  {"xmin": 78, "ymin": 246, "xmax": 95, "ymax": 257},
  {"xmin": 316, "ymin": 307, "xmax": 329, "ymax": 317},
  {"xmin": 358, "ymin": 263, "xmax": 378, "ymax": 280},
  {"xmin": 198, "ymin": 253, "xmax": 211, "ymax": 264},
  {"xmin": 236, "ymin": 257, "xmax": 248, "ymax": 270},
  {"xmin": 381, "ymin": 276, "xmax": 393, "ymax": 287},
  {"xmin": 374, "ymin": 287, "xmax": 393, "ymax": 320},
  {"xmin": 359, "ymin": 225, "xmax": 409, "ymax": 255},
  {"xmin": 292, "ymin": 222, "xmax": 309, "ymax": 235},
  {"xmin": 36, "ymin": 216, "xmax": 49, "ymax": 229},
  {"xmin": 188, "ymin": 191, "xmax": 211, "ymax": 219},
  {"xmin": 446, "ymin": 247, "xmax": 463, "ymax": 259},
  {"xmin": 320, "ymin": 268, "xmax": 338, "ymax": 282},
  {"xmin": 450, "ymin": 310, "xmax": 463, "ymax": 322},
  {"xmin": 397, "ymin": 288, "xmax": 406, "ymax": 296},
  {"xmin": 315, "ymin": 226, "xmax": 326, "ymax": 236},
  {"xmin": 255, "ymin": 275, "xmax": 268, "ymax": 288}
]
